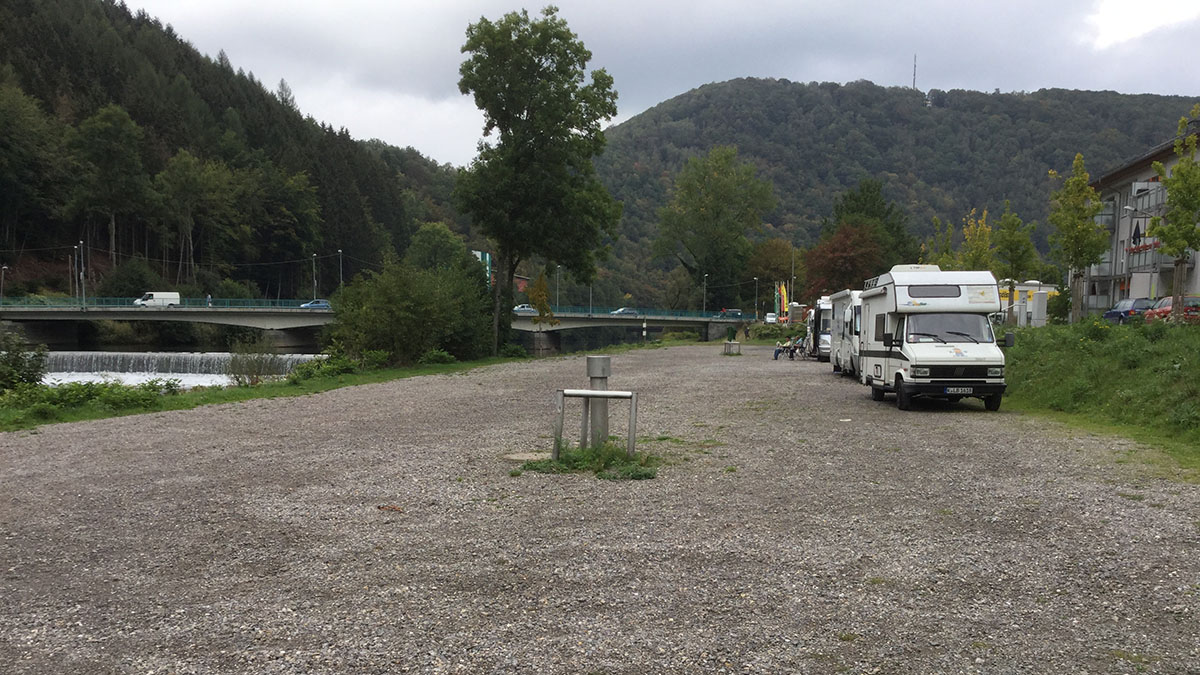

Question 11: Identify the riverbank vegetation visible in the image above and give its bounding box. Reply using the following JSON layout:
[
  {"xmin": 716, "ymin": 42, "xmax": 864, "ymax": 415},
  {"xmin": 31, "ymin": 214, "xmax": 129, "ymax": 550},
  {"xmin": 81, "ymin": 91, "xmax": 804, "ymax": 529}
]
[{"xmin": 1005, "ymin": 320, "xmax": 1200, "ymax": 470}]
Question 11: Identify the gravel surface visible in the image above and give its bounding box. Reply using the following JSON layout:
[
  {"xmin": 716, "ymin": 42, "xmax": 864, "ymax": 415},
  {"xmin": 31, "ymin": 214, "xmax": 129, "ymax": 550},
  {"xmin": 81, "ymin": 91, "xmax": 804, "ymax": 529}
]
[{"xmin": 2, "ymin": 344, "xmax": 1199, "ymax": 673}]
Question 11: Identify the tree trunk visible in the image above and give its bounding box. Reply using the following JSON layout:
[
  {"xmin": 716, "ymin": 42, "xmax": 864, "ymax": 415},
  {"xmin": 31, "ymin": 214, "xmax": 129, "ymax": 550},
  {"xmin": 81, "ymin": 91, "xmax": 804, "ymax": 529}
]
[
  {"xmin": 1070, "ymin": 270, "xmax": 1084, "ymax": 324},
  {"xmin": 1172, "ymin": 254, "xmax": 1189, "ymax": 321}
]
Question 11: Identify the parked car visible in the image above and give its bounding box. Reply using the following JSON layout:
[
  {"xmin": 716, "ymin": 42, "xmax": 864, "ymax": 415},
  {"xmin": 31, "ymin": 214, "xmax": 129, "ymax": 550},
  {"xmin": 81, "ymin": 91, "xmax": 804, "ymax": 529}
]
[
  {"xmin": 610, "ymin": 307, "xmax": 638, "ymax": 315},
  {"xmin": 300, "ymin": 299, "xmax": 331, "ymax": 309},
  {"xmin": 1143, "ymin": 295, "xmax": 1200, "ymax": 323},
  {"xmin": 1101, "ymin": 297, "xmax": 1154, "ymax": 323},
  {"xmin": 764, "ymin": 312, "xmax": 778, "ymax": 324},
  {"xmin": 513, "ymin": 303, "xmax": 537, "ymax": 315}
]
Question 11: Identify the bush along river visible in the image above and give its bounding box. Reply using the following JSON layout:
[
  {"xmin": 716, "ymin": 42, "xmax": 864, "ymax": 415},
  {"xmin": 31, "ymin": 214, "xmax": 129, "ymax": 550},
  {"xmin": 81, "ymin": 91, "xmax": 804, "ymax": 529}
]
[{"xmin": 43, "ymin": 351, "xmax": 320, "ymax": 388}]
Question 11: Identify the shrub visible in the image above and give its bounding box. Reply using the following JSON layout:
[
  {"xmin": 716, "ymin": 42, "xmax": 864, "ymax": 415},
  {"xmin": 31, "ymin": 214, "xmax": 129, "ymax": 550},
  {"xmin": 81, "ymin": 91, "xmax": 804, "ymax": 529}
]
[
  {"xmin": 417, "ymin": 348, "xmax": 456, "ymax": 365},
  {"xmin": 499, "ymin": 343, "xmax": 529, "ymax": 358},
  {"xmin": 661, "ymin": 330, "xmax": 700, "ymax": 342},
  {"xmin": 0, "ymin": 329, "xmax": 48, "ymax": 393},
  {"xmin": 228, "ymin": 336, "xmax": 285, "ymax": 386},
  {"xmin": 749, "ymin": 324, "xmax": 789, "ymax": 340}
]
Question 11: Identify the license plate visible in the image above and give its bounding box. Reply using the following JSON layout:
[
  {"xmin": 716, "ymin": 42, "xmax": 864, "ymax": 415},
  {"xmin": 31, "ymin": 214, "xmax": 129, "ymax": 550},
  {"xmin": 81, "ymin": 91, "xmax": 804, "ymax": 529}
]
[{"xmin": 945, "ymin": 387, "xmax": 973, "ymax": 394}]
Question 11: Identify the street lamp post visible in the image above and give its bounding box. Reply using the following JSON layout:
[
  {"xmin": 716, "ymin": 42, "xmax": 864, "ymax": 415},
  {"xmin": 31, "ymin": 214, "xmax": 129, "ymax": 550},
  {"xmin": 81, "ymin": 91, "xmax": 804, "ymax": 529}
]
[
  {"xmin": 338, "ymin": 249, "xmax": 343, "ymax": 289},
  {"xmin": 79, "ymin": 240, "xmax": 86, "ymax": 307},
  {"xmin": 556, "ymin": 264, "xmax": 561, "ymax": 309},
  {"xmin": 311, "ymin": 253, "xmax": 317, "ymax": 300},
  {"xmin": 702, "ymin": 273, "xmax": 708, "ymax": 315},
  {"xmin": 1, "ymin": 265, "xmax": 8, "ymax": 305},
  {"xmin": 753, "ymin": 277, "xmax": 758, "ymax": 320}
]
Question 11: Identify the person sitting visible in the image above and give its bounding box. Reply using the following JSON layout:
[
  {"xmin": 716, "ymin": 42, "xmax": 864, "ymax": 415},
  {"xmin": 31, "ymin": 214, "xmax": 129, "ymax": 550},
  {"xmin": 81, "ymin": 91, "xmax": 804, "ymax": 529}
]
[
  {"xmin": 773, "ymin": 340, "xmax": 784, "ymax": 360},
  {"xmin": 786, "ymin": 336, "xmax": 797, "ymax": 360}
]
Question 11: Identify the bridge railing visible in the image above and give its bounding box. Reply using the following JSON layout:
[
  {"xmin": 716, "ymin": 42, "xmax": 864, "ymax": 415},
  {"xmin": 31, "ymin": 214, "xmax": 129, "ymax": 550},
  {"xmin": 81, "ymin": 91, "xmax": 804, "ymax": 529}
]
[
  {"xmin": 547, "ymin": 305, "xmax": 750, "ymax": 319},
  {"xmin": 0, "ymin": 296, "xmax": 312, "ymax": 309}
]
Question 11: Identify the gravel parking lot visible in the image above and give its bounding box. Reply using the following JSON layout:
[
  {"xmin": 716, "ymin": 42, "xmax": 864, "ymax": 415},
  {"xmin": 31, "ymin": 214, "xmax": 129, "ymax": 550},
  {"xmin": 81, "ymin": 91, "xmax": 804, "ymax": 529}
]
[{"xmin": 2, "ymin": 344, "xmax": 1198, "ymax": 673}]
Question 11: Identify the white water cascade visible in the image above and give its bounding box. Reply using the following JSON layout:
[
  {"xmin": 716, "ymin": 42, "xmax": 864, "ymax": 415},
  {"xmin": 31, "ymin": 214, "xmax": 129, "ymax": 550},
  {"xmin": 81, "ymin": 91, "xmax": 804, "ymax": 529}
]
[{"xmin": 43, "ymin": 351, "xmax": 320, "ymax": 388}]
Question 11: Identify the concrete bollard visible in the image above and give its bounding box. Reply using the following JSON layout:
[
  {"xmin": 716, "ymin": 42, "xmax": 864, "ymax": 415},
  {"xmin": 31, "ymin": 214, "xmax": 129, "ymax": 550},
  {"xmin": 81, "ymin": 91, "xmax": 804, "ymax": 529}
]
[{"xmin": 587, "ymin": 355, "xmax": 610, "ymax": 447}]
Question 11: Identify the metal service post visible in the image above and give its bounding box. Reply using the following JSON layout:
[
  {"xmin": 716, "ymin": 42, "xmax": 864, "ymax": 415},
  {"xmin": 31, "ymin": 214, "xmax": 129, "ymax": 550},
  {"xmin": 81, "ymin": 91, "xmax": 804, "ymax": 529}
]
[
  {"xmin": 587, "ymin": 355, "xmax": 610, "ymax": 447},
  {"xmin": 553, "ymin": 388, "xmax": 638, "ymax": 460}
]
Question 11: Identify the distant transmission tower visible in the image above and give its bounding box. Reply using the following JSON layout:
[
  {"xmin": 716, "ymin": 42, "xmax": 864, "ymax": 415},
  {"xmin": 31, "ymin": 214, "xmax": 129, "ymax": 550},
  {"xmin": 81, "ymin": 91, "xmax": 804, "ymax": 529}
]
[{"xmin": 913, "ymin": 54, "xmax": 917, "ymax": 89}]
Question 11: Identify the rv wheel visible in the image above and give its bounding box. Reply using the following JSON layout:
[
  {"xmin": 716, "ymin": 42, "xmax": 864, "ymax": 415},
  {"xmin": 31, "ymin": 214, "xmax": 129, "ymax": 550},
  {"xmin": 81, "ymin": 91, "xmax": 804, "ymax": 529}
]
[
  {"xmin": 895, "ymin": 377, "xmax": 913, "ymax": 411},
  {"xmin": 984, "ymin": 394, "xmax": 1003, "ymax": 411}
]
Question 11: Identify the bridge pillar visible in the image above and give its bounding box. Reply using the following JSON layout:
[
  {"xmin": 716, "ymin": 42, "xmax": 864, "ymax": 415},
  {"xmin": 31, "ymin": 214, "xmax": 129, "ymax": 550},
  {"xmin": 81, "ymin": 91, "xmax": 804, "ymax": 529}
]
[{"xmin": 531, "ymin": 331, "xmax": 560, "ymax": 356}]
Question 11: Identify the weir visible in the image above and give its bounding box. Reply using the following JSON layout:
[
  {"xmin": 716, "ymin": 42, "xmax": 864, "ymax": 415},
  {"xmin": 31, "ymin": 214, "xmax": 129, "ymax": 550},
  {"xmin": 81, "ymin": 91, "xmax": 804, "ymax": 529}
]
[{"xmin": 45, "ymin": 351, "xmax": 320, "ymax": 375}]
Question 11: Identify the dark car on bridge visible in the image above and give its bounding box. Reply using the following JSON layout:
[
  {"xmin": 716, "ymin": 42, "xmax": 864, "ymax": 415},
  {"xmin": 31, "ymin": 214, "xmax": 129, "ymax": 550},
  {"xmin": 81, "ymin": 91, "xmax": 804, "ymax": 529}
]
[{"xmin": 714, "ymin": 308, "xmax": 744, "ymax": 319}]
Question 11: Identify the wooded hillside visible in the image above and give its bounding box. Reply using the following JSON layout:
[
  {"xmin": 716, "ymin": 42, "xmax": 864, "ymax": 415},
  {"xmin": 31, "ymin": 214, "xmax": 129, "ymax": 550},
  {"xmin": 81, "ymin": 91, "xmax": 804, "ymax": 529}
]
[{"xmin": 0, "ymin": 0, "xmax": 460, "ymax": 298}]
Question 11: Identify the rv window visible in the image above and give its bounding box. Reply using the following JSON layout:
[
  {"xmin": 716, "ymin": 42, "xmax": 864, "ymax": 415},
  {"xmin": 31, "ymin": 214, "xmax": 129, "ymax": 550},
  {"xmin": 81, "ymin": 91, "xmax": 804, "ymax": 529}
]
[
  {"xmin": 853, "ymin": 306, "xmax": 861, "ymax": 336},
  {"xmin": 909, "ymin": 285, "xmax": 961, "ymax": 298},
  {"xmin": 874, "ymin": 314, "xmax": 886, "ymax": 342}
]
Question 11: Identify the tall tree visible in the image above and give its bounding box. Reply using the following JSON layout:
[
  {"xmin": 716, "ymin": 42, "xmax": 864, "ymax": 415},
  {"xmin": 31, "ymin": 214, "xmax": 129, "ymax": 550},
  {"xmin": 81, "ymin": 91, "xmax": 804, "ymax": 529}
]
[
  {"xmin": 154, "ymin": 149, "xmax": 234, "ymax": 283},
  {"xmin": 456, "ymin": 6, "xmax": 620, "ymax": 354},
  {"xmin": 957, "ymin": 208, "xmax": 994, "ymax": 271},
  {"xmin": 831, "ymin": 178, "xmax": 917, "ymax": 267},
  {"xmin": 1047, "ymin": 153, "xmax": 1105, "ymax": 323},
  {"xmin": 803, "ymin": 222, "xmax": 883, "ymax": 300},
  {"xmin": 1149, "ymin": 105, "xmax": 1200, "ymax": 322},
  {"xmin": 68, "ymin": 104, "xmax": 151, "ymax": 263},
  {"xmin": 992, "ymin": 202, "xmax": 1039, "ymax": 323},
  {"xmin": 654, "ymin": 146, "xmax": 775, "ymax": 309}
]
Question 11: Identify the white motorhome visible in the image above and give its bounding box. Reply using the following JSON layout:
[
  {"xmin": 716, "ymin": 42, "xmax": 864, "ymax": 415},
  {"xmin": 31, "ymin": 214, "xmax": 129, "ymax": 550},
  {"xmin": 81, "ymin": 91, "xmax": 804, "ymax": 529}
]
[
  {"xmin": 132, "ymin": 291, "xmax": 180, "ymax": 307},
  {"xmin": 804, "ymin": 295, "xmax": 832, "ymax": 360},
  {"xmin": 859, "ymin": 265, "xmax": 1012, "ymax": 411},
  {"xmin": 829, "ymin": 289, "xmax": 862, "ymax": 376}
]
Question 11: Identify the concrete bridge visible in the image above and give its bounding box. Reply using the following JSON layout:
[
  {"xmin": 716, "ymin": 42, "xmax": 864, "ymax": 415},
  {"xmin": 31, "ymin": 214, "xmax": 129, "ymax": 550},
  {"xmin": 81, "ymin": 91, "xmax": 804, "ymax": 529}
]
[{"xmin": 0, "ymin": 302, "xmax": 749, "ymax": 350}]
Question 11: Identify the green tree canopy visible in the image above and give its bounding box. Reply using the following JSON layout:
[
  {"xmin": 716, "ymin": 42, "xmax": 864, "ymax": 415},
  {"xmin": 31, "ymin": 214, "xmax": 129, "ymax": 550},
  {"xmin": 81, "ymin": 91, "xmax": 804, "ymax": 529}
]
[
  {"xmin": 831, "ymin": 178, "xmax": 918, "ymax": 267},
  {"xmin": 992, "ymin": 202, "xmax": 1039, "ymax": 321},
  {"xmin": 1149, "ymin": 105, "xmax": 1200, "ymax": 321},
  {"xmin": 456, "ymin": 6, "xmax": 621, "ymax": 353},
  {"xmin": 1047, "ymin": 153, "xmax": 1105, "ymax": 323},
  {"xmin": 654, "ymin": 145, "xmax": 775, "ymax": 309}
]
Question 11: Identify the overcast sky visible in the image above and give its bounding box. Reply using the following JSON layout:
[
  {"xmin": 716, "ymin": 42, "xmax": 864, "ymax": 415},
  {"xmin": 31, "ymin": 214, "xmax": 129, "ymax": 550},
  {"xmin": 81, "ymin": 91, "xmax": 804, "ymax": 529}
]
[{"xmin": 131, "ymin": 0, "xmax": 1200, "ymax": 168}]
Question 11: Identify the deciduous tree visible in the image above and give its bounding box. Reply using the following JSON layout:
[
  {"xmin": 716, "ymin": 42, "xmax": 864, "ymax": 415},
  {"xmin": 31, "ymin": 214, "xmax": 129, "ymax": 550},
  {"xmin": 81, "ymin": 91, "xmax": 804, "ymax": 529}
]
[
  {"xmin": 992, "ymin": 202, "xmax": 1039, "ymax": 322},
  {"xmin": 1149, "ymin": 105, "xmax": 1200, "ymax": 321},
  {"xmin": 456, "ymin": 6, "xmax": 620, "ymax": 354},
  {"xmin": 803, "ymin": 222, "xmax": 882, "ymax": 300},
  {"xmin": 1047, "ymin": 153, "xmax": 1105, "ymax": 323},
  {"xmin": 654, "ymin": 145, "xmax": 775, "ymax": 309}
]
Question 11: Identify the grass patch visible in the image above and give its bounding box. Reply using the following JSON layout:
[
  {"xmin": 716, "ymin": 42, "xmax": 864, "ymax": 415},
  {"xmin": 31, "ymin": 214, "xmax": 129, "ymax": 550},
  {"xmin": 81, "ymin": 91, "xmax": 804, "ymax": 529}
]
[
  {"xmin": 1006, "ymin": 321, "xmax": 1200, "ymax": 472},
  {"xmin": 518, "ymin": 441, "xmax": 661, "ymax": 480},
  {"xmin": 0, "ymin": 357, "xmax": 515, "ymax": 432}
]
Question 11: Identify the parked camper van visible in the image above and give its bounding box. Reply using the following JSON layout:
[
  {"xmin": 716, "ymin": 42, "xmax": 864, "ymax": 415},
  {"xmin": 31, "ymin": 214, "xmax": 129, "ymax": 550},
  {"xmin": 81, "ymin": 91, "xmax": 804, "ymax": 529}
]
[
  {"xmin": 132, "ymin": 291, "xmax": 180, "ymax": 307},
  {"xmin": 859, "ymin": 265, "xmax": 1012, "ymax": 411},
  {"xmin": 829, "ymin": 289, "xmax": 862, "ymax": 376},
  {"xmin": 804, "ymin": 296, "xmax": 832, "ymax": 361}
]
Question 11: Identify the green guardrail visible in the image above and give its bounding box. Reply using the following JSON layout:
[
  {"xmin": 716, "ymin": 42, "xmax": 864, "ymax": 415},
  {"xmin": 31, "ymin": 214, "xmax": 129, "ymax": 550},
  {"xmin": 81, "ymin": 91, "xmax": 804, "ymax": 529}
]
[{"xmin": 0, "ymin": 296, "xmax": 317, "ymax": 309}]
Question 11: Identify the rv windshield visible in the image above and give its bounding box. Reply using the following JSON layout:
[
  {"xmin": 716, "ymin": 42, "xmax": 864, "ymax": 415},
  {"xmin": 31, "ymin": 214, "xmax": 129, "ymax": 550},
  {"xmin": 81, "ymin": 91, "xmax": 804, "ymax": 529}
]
[{"xmin": 906, "ymin": 313, "xmax": 995, "ymax": 343}]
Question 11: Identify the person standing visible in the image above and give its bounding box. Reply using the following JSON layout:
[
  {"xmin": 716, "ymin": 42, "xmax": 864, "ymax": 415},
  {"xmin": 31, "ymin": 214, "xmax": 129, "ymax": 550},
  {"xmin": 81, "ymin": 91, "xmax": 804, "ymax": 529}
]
[{"xmin": 206, "ymin": 293, "xmax": 212, "ymax": 308}]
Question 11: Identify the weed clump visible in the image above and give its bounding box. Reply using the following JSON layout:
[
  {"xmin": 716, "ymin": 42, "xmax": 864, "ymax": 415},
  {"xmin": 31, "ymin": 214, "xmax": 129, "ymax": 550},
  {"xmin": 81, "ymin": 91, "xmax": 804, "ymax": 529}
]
[{"xmin": 519, "ymin": 442, "xmax": 660, "ymax": 480}]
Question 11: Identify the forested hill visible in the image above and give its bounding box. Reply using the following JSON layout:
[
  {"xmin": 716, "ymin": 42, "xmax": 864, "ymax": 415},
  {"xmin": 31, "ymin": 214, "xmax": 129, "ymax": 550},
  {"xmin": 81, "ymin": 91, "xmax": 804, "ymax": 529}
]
[
  {"xmin": 0, "ymin": 0, "xmax": 460, "ymax": 298},
  {"xmin": 596, "ymin": 78, "xmax": 1197, "ymax": 251}
]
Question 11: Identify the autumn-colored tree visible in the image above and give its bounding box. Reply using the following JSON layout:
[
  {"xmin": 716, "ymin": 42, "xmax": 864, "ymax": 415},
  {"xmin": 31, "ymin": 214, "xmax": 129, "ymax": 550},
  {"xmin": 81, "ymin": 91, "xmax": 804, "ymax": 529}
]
[
  {"xmin": 958, "ymin": 208, "xmax": 994, "ymax": 271},
  {"xmin": 803, "ymin": 222, "xmax": 883, "ymax": 301},
  {"xmin": 527, "ymin": 272, "xmax": 559, "ymax": 326},
  {"xmin": 1047, "ymin": 153, "xmax": 1105, "ymax": 323},
  {"xmin": 1149, "ymin": 104, "xmax": 1200, "ymax": 322}
]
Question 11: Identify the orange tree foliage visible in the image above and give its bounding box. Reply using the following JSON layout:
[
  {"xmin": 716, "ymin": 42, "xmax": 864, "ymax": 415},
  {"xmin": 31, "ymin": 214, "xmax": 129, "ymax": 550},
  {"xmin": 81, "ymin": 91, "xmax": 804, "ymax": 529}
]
[{"xmin": 802, "ymin": 222, "xmax": 883, "ymax": 300}]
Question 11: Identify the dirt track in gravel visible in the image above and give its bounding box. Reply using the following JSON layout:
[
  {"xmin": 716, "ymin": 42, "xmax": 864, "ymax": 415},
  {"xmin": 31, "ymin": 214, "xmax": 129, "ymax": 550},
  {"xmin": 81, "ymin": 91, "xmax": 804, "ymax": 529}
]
[{"xmin": 2, "ymin": 344, "xmax": 1198, "ymax": 673}]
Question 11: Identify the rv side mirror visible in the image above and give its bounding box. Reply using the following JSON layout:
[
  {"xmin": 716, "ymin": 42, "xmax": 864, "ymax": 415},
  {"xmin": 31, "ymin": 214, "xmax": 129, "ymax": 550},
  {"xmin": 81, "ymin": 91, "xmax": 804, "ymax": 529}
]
[
  {"xmin": 1004, "ymin": 332, "xmax": 1015, "ymax": 348},
  {"xmin": 882, "ymin": 332, "xmax": 894, "ymax": 348}
]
